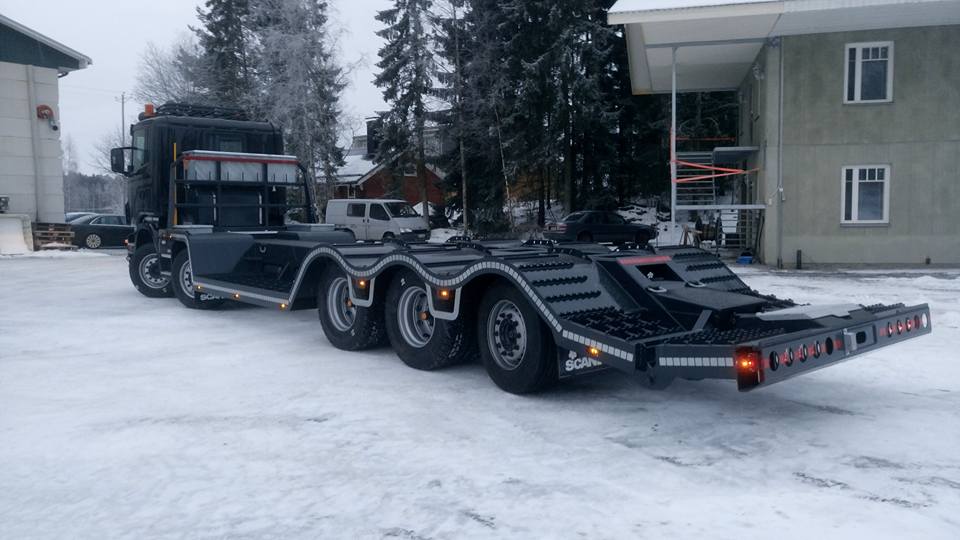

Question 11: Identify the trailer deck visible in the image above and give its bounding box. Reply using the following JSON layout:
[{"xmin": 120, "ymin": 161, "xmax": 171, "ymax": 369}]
[{"xmin": 156, "ymin": 229, "xmax": 931, "ymax": 392}]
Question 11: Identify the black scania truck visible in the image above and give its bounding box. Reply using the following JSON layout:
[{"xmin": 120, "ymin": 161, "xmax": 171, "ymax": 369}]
[{"xmin": 113, "ymin": 102, "xmax": 932, "ymax": 395}]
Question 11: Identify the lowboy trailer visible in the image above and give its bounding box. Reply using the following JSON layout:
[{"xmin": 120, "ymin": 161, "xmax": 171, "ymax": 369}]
[
  {"xmin": 160, "ymin": 227, "xmax": 932, "ymax": 394},
  {"xmin": 119, "ymin": 138, "xmax": 931, "ymax": 394}
]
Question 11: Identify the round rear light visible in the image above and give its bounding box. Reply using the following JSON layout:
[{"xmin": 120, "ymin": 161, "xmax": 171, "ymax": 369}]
[
  {"xmin": 786, "ymin": 348, "xmax": 795, "ymax": 366},
  {"xmin": 825, "ymin": 337, "xmax": 834, "ymax": 355},
  {"xmin": 887, "ymin": 322, "xmax": 895, "ymax": 337},
  {"xmin": 914, "ymin": 315, "xmax": 922, "ymax": 329},
  {"xmin": 906, "ymin": 318, "xmax": 913, "ymax": 331},
  {"xmin": 814, "ymin": 341, "xmax": 822, "ymax": 358},
  {"xmin": 921, "ymin": 313, "xmax": 929, "ymax": 328},
  {"xmin": 769, "ymin": 351, "xmax": 780, "ymax": 371},
  {"xmin": 897, "ymin": 320, "xmax": 904, "ymax": 334},
  {"xmin": 800, "ymin": 344, "xmax": 809, "ymax": 362}
]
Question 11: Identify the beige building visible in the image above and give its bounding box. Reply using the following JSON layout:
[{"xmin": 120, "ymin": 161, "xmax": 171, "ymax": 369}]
[{"xmin": 0, "ymin": 13, "xmax": 90, "ymax": 222}]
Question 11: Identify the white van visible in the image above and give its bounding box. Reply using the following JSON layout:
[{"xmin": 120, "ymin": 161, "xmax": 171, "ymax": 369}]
[{"xmin": 324, "ymin": 199, "xmax": 429, "ymax": 241}]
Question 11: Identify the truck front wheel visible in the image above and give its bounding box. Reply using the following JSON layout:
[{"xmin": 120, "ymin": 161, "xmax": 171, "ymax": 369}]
[
  {"xmin": 129, "ymin": 244, "xmax": 172, "ymax": 298},
  {"xmin": 171, "ymin": 251, "xmax": 225, "ymax": 310},
  {"xmin": 384, "ymin": 269, "xmax": 474, "ymax": 370},
  {"xmin": 478, "ymin": 284, "xmax": 557, "ymax": 394},
  {"xmin": 316, "ymin": 265, "xmax": 386, "ymax": 350}
]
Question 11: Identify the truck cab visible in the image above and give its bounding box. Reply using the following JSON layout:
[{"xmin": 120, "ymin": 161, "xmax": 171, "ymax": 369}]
[{"xmin": 111, "ymin": 102, "xmax": 329, "ymax": 298}]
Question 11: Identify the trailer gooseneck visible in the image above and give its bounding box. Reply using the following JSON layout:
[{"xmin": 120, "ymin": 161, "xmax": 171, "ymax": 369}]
[{"xmin": 115, "ymin": 110, "xmax": 931, "ymax": 395}]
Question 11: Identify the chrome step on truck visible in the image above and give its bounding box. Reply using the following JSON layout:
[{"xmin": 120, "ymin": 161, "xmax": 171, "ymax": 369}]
[{"xmin": 129, "ymin": 151, "xmax": 932, "ymax": 394}]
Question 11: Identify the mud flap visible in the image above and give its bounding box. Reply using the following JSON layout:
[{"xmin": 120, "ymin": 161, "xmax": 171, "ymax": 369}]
[{"xmin": 557, "ymin": 347, "xmax": 612, "ymax": 379}]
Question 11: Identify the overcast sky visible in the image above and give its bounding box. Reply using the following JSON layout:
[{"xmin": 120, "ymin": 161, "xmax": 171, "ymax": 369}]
[{"xmin": 0, "ymin": 0, "xmax": 391, "ymax": 174}]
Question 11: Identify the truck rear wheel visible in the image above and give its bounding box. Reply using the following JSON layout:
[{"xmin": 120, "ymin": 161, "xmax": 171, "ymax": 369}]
[
  {"xmin": 317, "ymin": 265, "xmax": 386, "ymax": 350},
  {"xmin": 129, "ymin": 244, "xmax": 172, "ymax": 298},
  {"xmin": 172, "ymin": 251, "xmax": 225, "ymax": 310},
  {"xmin": 384, "ymin": 269, "xmax": 473, "ymax": 370},
  {"xmin": 478, "ymin": 283, "xmax": 557, "ymax": 394}
]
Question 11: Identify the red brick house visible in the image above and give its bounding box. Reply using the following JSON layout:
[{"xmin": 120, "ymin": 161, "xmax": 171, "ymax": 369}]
[{"xmin": 334, "ymin": 122, "xmax": 447, "ymax": 206}]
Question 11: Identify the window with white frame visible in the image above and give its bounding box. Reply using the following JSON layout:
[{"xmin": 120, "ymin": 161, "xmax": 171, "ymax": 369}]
[
  {"xmin": 845, "ymin": 42, "xmax": 894, "ymax": 103},
  {"xmin": 842, "ymin": 165, "xmax": 890, "ymax": 224}
]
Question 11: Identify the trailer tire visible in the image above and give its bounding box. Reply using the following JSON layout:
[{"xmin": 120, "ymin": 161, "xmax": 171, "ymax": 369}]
[
  {"xmin": 317, "ymin": 265, "xmax": 386, "ymax": 350},
  {"xmin": 478, "ymin": 283, "xmax": 557, "ymax": 394},
  {"xmin": 172, "ymin": 251, "xmax": 225, "ymax": 310},
  {"xmin": 129, "ymin": 244, "xmax": 172, "ymax": 298},
  {"xmin": 384, "ymin": 269, "xmax": 473, "ymax": 370}
]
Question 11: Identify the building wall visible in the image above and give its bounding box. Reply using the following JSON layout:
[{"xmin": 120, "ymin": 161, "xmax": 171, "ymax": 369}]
[
  {"xmin": 0, "ymin": 60, "xmax": 64, "ymax": 222},
  {"xmin": 745, "ymin": 25, "xmax": 960, "ymax": 265}
]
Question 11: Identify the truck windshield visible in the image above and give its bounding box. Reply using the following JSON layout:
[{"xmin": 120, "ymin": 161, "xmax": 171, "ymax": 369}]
[{"xmin": 385, "ymin": 203, "xmax": 420, "ymax": 218}]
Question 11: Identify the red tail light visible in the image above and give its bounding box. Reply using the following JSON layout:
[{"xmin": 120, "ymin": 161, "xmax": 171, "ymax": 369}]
[{"xmin": 735, "ymin": 347, "xmax": 763, "ymax": 391}]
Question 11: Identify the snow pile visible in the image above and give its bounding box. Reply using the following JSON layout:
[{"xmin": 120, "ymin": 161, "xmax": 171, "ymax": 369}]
[
  {"xmin": 1, "ymin": 254, "xmax": 958, "ymax": 538},
  {"xmin": 429, "ymin": 227, "xmax": 461, "ymax": 244},
  {"xmin": 0, "ymin": 216, "xmax": 29, "ymax": 255}
]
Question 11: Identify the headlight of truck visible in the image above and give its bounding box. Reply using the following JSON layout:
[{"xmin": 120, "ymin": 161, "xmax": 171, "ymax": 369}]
[{"xmin": 400, "ymin": 228, "xmax": 413, "ymax": 234}]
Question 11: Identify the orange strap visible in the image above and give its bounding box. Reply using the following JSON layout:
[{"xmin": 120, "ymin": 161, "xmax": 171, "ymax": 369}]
[{"xmin": 671, "ymin": 159, "xmax": 757, "ymax": 184}]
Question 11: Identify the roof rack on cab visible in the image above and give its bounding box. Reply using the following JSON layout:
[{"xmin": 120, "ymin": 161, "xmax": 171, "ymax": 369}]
[{"xmin": 138, "ymin": 102, "xmax": 249, "ymax": 121}]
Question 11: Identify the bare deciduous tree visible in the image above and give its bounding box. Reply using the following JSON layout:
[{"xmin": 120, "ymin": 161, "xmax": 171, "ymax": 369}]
[{"xmin": 133, "ymin": 38, "xmax": 210, "ymax": 106}]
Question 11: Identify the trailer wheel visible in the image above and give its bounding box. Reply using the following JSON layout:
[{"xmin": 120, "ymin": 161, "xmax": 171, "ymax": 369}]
[
  {"xmin": 317, "ymin": 265, "xmax": 386, "ymax": 350},
  {"xmin": 129, "ymin": 244, "xmax": 172, "ymax": 298},
  {"xmin": 478, "ymin": 284, "xmax": 557, "ymax": 394},
  {"xmin": 384, "ymin": 269, "xmax": 473, "ymax": 370},
  {"xmin": 171, "ymin": 251, "xmax": 225, "ymax": 310}
]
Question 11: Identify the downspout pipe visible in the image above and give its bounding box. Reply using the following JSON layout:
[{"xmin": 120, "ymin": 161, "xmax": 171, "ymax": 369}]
[
  {"xmin": 776, "ymin": 38, "xmax": 785, "ymax": 269},
  {"xmin": 26, "ymin": 66, "xmax": 42, "ymax": 222}
]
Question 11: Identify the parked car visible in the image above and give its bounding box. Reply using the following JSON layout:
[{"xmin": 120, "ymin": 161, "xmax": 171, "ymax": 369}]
[
  {"xmin": 325, "ymin": 199, "xmax": 429, "ymax": 241},
  {"xmin": 544, "ymin": 210, "xmax": 658, "ymax": 245},
  {"xmin": 65, "ymin": 212, "xmax": 95, "ymax": 223},
  {"xmin": 70, "ymin": 214, "xmax": 134, "ymax": 249}
]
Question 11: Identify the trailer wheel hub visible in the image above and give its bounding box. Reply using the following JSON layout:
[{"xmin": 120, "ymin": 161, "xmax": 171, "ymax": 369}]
[
  {"xmin": 178, "ymin": 259, "xmax": 195, "ymax": 299},
  {"xmin": 488, "ymin": 300, "xmax": 527, "ymax": 370},
  {"xmin": 397, "ymin": 286, "xmax": 434, "ymax": 348},
  {"xmin": 327, "ymin": 277, "xmax": 356, "ymax": 331}
]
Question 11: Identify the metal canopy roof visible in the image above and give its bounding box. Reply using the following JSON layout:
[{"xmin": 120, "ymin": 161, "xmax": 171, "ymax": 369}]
[
  {"xmin": 608, "ymin": 0, "xmax": 960, "ymax": 94},
  {"xmin": 0, "ymin": 13, "xmax": 91, "ymax": 72}
]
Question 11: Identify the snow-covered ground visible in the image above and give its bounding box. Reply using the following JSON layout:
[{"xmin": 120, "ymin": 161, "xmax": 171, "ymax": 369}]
[{"xmin": 1, "ymin": 253, "xmax": 959, "ymax": 539}]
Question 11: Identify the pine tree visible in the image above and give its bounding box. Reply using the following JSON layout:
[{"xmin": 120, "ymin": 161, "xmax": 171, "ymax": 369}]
[
  {"xmin": 248, "ymin": 0, "xmax": 346, "ymax": 210},
  {"xmin": 374, "ymin": 0, "xmax": 435, "ymax": 228},
  {"xmin": 193, "ymin": 0, "xmax": 253, "ymax": 107}
]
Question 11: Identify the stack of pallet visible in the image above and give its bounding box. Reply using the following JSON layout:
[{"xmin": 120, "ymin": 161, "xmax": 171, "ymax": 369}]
[{"xmin": 32, "ymin": 222, "xmax": 75, "ymax": 250}]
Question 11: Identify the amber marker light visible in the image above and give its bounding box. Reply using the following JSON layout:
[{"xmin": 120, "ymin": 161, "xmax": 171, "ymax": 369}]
[
  {"xmin": 588, "ymin": 346, "xmax": 601, "ymax": 358},
  {"xmin": 439, "ymin": 289, "xmax": 451, "ymax": 300},
  {"xmin": 357, "ymin": 279, "xmax": 367, "ymax": 289},
  {"xmin": 233, "ymin": 293, "xmax": 240, "ymax": 300}
]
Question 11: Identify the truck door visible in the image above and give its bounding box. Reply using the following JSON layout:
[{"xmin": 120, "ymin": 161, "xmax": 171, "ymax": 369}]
[{"xmin": 345, "ymin": 202, "xmax": 368, "ymax": 239}]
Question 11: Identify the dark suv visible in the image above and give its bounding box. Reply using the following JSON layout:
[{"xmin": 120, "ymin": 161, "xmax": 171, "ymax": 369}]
[{"xmin": 545, "ymin": 211, "xmax": 657, "ymax": 245}]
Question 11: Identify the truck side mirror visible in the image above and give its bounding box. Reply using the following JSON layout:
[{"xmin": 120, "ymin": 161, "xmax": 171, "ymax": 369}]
[{"xmin": 110, "ymin": 148, "xmax": 126, "ymax": 174}]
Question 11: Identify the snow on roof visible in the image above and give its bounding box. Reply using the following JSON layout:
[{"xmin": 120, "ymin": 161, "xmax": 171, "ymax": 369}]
[{"xmin": 336, "ymin": 153, "xmax": 379, "ymax": 182}]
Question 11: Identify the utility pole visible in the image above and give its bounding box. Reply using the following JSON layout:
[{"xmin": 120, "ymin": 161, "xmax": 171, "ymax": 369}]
[{"xmin": 118, "ymin": 92, "xmax": 126, "ymax": 147}]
